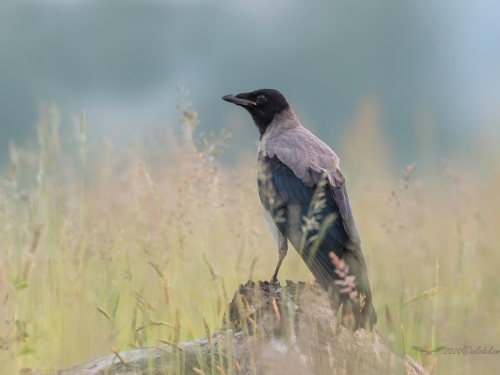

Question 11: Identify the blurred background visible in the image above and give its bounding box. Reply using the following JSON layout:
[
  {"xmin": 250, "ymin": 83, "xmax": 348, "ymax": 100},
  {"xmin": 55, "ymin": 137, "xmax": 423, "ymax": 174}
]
[
  {"xmin": 1, "ymin": 0, "xmax": 500, "ymax": 171},
  {"xmin": 2, "ymin": 1, "xmax": 500, "ymax": 374}
]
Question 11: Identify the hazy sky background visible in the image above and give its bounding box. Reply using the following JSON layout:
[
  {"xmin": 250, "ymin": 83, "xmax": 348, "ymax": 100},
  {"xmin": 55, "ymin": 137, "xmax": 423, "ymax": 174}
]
[{"xmin": 1, "ymin": 0, "xmax": 500, "ymax": 169}]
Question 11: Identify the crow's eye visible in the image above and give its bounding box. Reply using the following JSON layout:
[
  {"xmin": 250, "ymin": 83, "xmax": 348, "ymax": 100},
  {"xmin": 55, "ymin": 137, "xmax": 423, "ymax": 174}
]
[{"xmin": 256, "ymin": 94, "xmax": 266, "ymax": 104}]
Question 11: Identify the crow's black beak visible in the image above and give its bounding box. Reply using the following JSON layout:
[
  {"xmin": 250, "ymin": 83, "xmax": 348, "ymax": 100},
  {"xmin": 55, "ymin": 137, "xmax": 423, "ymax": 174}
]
[{"xmin": 221, "ymin": 93, "xmax": 256, "ymax": 107}]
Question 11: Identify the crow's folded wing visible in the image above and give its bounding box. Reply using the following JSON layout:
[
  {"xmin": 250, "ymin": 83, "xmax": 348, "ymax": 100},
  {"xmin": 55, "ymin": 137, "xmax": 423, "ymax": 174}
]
[{"xmin": 258, "ymin": 154, "xmax": 366, "ymax": 286}]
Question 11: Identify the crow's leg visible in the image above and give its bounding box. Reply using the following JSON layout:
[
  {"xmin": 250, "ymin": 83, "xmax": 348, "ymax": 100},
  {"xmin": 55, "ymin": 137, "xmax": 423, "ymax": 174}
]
[{"xmin": 270, "ymin": 231, "xmax": 288, "ymax": 284}]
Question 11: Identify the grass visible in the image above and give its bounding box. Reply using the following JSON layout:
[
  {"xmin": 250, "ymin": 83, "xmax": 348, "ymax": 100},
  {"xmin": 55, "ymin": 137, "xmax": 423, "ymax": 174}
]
[{"xmin": 0, "ymin": 95, "xmax": 499, "ymax": 375}]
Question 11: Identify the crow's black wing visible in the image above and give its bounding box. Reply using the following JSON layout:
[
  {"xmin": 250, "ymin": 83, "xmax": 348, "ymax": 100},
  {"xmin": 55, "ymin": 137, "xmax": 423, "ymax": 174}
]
[
  {"xmin": 258, "ymin": 155, "xmax": 349, "ymax": 280},
  {"xmin": 258, "ymin": 154, "xmax": 377, "ymax": 327}
]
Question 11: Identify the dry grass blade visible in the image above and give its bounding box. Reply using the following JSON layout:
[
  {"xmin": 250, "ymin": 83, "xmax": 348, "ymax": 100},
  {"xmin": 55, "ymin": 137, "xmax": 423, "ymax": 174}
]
[
  {"xmin": 309, "ymin": 213, "xmax": 336, "ymax": 259},
  {"xmin": 329, "ymin": 251, "xmax": 344, "ymax": 271},
  {"xmin": 153, "ymin": 346, "xmax": 179, "ymax": 357},
  {"xmin": 248, "ymin": 256, "xmax": 259, "ymax": 280},
  {"xmin": 401, "ymin": 162, "xmax": 416, "ymax": 190},
  {"xmin": 133, "ymin": 290, "xmax": 156, "ymax": 311},
  {"xmin": 148, "ymin": 260, "xmax": 166, "ymax": 279},
  {"xmin": 155, "ymin": 338, "xmax": 185, "ymax": 351},
  {"xmin": 403, "ymin": 163, "xmax": 416, "ymax": 180},
  {"xmin": 429, "ymin": 357, "xmax": 438, "ymax": 375},
  {"xmin": 359, "ymin": 293, "xmax": 366, "ymax": 312},
  {"xmin": 110, "ymin": 346, "xmax": 128, "ymax": 367},
  {"xmin": 96, "ymin": 306, "xmax": 111, "ymax": 321},
  {"xmin": 135, "ymin": 321, "xmax": 174, "ymax": 332},
  {"xmin": 401, "ymin": 325, "xmax": 406, "ymax": 356},
  {"xmin": 162, "ymin": 281, "xmax": 170, "ymax": 307},
  {"xmin": 192, "ymin": 368, "xmax": 205, "ymax": 375},
  {"xmin": 330, "ymin": 251, "xmax": 358, "ymax": 302},
  {"xmin": 28, "ymin": 222, "xmax": 43, "ymax": 254},
  {"xmin": 216, "ymin": 365, "xmax": 227, "ymax": 375},
  {"xmin": 272, "ymin": 298, "xmax": 281, "ymax": 328},
  {"xmin": 148, "ymin": 260, "xmax": 170, "ymax": 307},
  {"xmin": 240, "ymin": 295, "xmax": 257, "ymax": 328},
  {"xmin": 22, "ymin": 223, "xmax": 43, "ymax": 282},
  {"xmin": 139, "ymin": 161, "xmax": 161, "ymax": 205},
  {"xmin": 202, "ymin": 317, "xmax": 212, "ymax": 345},
  {"xmin": 202, "ymin": 254, "xmax": 217, "ymax": 281},
  {"xmin": 403, "ymin": 287, "xmax": 445, "ymax": 307},
  {"xmin": 241, "ymin": 295, "xmax": 251, "ymax": 317},
  {"xmin": 336, "ymin": 303, "xmax": 343, "ymax": 335},
  {"xmin": 385, "ymin": 304, "xmax": 394, "ymax": 329}
]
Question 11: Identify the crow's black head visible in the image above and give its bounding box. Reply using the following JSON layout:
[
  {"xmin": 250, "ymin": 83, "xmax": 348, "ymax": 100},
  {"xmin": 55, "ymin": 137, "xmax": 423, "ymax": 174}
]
[{"xmin": 222, "ymin": 89, "xmax": 289, "ymax": 136}]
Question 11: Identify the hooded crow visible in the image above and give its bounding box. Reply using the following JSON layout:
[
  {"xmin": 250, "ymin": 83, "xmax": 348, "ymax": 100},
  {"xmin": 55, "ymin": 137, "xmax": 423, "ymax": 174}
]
[{"xmin": 222, "ymin": 89, "xmax": 377, "ymax": 330}]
